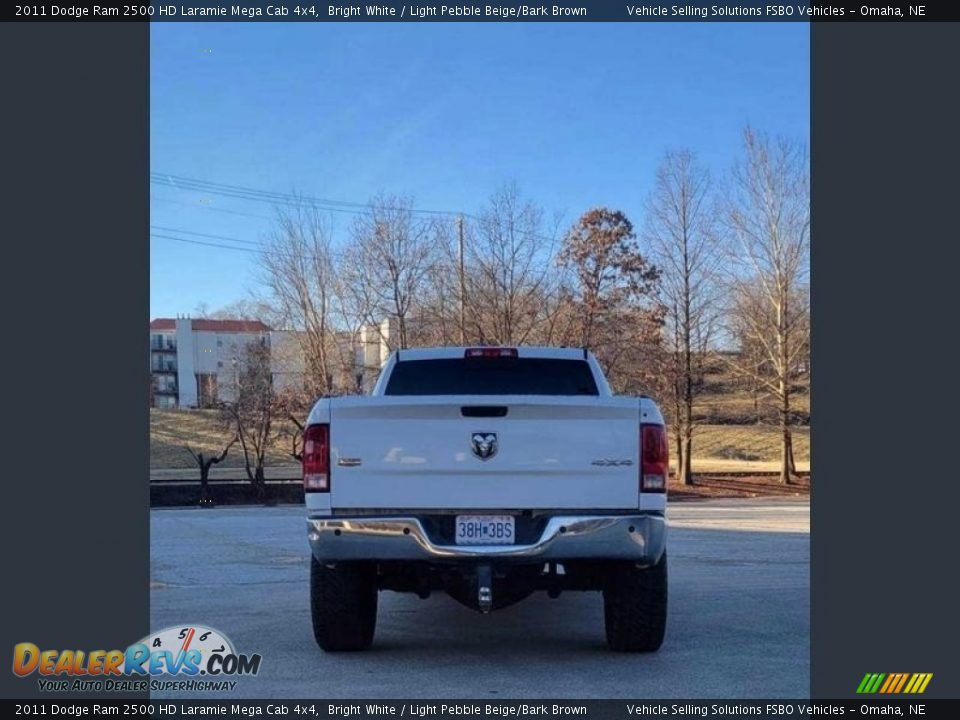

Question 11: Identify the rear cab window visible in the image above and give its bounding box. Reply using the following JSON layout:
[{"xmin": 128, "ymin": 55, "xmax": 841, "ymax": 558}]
[{"xmin": 384, "ymin": 358, "xmax": 600, "ymax": 396}]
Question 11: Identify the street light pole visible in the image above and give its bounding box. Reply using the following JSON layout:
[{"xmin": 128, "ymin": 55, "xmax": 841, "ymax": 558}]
[{"xmin": 458, "ymin": 214, "xmax": 465, "ymax": 345}]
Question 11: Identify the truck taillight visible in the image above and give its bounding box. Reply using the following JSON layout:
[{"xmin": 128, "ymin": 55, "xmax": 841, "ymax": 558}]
[
  {"xmin": 303, "ymin": 424, "xmax": 330, "ymax": 493},
  {"xmin": 464, "ymin": 347, "xmax": 518, "ymax": 359},
  {"xmin": 641, "ymin": 423, "xmax": 668, "ymax": 493}
]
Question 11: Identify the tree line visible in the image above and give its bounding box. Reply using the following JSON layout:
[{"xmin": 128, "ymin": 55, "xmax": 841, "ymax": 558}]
[{"xmin": 213, "ymin": 127, "xmax": 809, "ymax": 487}]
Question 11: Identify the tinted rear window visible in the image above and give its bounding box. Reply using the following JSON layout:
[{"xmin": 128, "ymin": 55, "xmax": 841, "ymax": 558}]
[{"xmin": 384, "ymin": 358, "xmax": 599, "ymax": 396}]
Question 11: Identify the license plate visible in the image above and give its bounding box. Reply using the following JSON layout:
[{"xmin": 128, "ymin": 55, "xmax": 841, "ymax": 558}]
[{"xmin": 455, "ymin": 515, "xmax": 515, "ymax": 545}]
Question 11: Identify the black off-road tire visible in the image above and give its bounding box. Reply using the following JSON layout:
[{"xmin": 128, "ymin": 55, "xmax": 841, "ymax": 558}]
[
  {"xmin": 310, "ymin": 557, "xmax": 378, "ymax": 651},
  {"xmin": 603, "ymin": 552, "xmax": 668, "ymax": 652}
]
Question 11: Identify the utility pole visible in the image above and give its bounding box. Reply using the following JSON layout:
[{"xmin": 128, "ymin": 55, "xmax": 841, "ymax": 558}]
[{"xmin": 457, "ymin": 214, "xmax": 466, "ymax": 345}]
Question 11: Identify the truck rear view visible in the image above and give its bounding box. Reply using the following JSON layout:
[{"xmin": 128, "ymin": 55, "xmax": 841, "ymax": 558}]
[{"xmin": 304, "ymin": 346, "xmax": 668, "ymax": 651}]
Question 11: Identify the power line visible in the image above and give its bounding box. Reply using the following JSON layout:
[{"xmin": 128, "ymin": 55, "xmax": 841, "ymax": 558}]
[
  {"xmin": 151, "ymin": 195, "xmax": 275, "ymax": 221},
  {"xmin": 151, "ymin": 233, "xmax": 261, "ymax": 254},
  {"xmin": 151, "ymin": 172, "xmax": 563, "ymax": 245},
  {"xmin": 153, "ymin": 178, "xmax": 365, "ymax": 217},
  {"xmin": 153, "ymin": 172, "xmax": 371, "ymax": 210},
  {"xmin": 151, "ymin": 225, "xmax": 263, "ymax": 247},
  {"xmin": 151, "ymin": 172, "xmax": 461, "ymax": 219},
  {"xmin": 150, "ymin": 225, "xmax": 263, "ymax": 247},
  {"xmin": 150, "ymin": 231, "xmax": 347, "ymax": 263}
]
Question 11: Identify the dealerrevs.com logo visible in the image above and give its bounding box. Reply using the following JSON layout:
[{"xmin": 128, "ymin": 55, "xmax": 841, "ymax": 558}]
[
  {"xmin": 13, "ymin": 625, "xmax": 262, "ymax": 693},
  {"xmin": 856, "ymin": 672, "xmax": 934, "ymax": 695}
]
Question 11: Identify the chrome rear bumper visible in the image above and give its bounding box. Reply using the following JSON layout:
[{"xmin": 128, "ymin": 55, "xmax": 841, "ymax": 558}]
[{"xmin": 307, "ymin": 513, "xmax": 666, "ymax": 564}]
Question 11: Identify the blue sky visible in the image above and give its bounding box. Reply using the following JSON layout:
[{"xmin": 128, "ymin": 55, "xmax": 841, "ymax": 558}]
[{"xmin": 150, "ymin": 22, "xmax": 809, "ymax": 319}]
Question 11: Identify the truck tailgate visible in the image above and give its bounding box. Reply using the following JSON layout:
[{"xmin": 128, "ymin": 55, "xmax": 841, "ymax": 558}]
[{"xmin": 328, "ymin": 396, "xmax": 640, "ymax": 510}]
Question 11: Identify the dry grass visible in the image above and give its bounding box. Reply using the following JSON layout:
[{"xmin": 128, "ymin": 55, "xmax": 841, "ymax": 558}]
[
  {"xmin": 150, "ymin": 409, "xmax": 298, "ymax": 469},
  {"xmin": 681, "ymin": 459, "xmax": 810, "ymax": 473},
  {"xmin": 689, "ymin": 362, "xmax": 809, "ymax": 422},
  {"xmin": 693, "ymin": 392, "xmax": 811, "ymax": 424},
  {"xmin": 667, "ymin": 474, "xmax": 809, "ymax": 501},
  {"xmin": 681, "ymin": 424, "xmax": 810, "ymax": 473}
]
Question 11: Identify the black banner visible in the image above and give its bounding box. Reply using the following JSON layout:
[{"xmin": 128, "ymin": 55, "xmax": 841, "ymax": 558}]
[
  {"xmin": 4, "ymin": 700, "xmax": 959, "ymax": 718},
  {"xmin": 2, "ymin": 2, "xmax": 954, "ymax": 23}
]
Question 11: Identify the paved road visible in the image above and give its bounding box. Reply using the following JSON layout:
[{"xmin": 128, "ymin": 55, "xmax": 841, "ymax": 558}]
[{"xmin": 151, "ymin": 499, "xmax": 809, "ymax": 699}]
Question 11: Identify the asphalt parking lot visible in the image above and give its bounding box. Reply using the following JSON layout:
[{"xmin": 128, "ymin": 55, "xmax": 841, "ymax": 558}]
[{"xmin": 150, "ymin": 498, "xmax": 809, "ymax": 699}]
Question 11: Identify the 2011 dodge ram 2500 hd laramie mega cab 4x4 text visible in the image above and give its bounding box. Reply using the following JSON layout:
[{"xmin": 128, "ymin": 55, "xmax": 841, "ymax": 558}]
[{"xmin": 303, "ymin": 346, "xmax": 668, "ymax": 652}]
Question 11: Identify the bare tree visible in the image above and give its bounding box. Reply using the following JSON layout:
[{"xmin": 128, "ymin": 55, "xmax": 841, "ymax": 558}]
[
  {"xmin": 557, "ymin": 208, "xmax": 663, "ymax": 384},
  {"xmin": 260, "ymin": 203, "xmax": 341, "ymax": 399},
  {"xmin": 343, "ymin": 194, "xmax": 438, "ymax": 351},
  {"xmin": 723, "ymin": 128, "xmax": 810, "ymax": 484},
  {"xmin": 209, "ymin": 298, "xmax": 280, "ymax": 324},
  {"xmin": 220, "ymin": 342, "xmax": 280, "ymax": 503},
  {"xmin": 645, "ymin": 150, "xmax": 722, "ymax": 485},
  {"xmin": 464, "ymin": 184, "xmax": 559, "ymax": 345},
  {"xmin": 418, "ymin": 244, "xmax": 462, "ymax": 345},
  {"xmin": 402, "ymin": 220, "xmax": 459, "ymax": 350},
  {"xmin": 735, "ymin": 333, "xmax": 770, "ymax": 425},
  {"xmin": 185, "ymin": 435, "xmax": 237, "ymax": 506},
  {"xmin": 273, "ymin": 382, "xmax": 314, "ymax": 463},
  {"xmin": 285, "ymin": 415, "xmax": 306, "ymax": 462}
]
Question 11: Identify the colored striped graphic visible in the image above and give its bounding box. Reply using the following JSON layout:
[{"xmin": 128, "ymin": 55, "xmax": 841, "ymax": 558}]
[{"xmin": 857, "ymin": 673, "xmax": 933, "ymax": 694}]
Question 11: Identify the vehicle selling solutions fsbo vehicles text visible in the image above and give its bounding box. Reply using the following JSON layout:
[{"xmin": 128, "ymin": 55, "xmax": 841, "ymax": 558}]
[{"xmin": 625, "ymin": 5, "xmax": 849, "ymax": 18}]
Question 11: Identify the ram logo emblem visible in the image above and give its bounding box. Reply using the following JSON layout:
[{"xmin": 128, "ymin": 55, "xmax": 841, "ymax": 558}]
[{"xmin": 471, "ymin": 432, "xmax": 498, "ymax": 460}]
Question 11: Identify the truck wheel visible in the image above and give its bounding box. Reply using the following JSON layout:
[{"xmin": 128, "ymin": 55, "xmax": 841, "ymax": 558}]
[
  {"xmin": 603, "ymin": 552, "xmax": 667, "ymax": 652},
  {"xmin": 310, "ymin": 557, "xmax": 378, "ymax": 651}
]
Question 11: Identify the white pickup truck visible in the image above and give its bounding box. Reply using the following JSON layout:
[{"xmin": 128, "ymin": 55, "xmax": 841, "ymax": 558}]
[{"xmin": 303, "ymin": 346, "xmax": 668, "ymax": 652}]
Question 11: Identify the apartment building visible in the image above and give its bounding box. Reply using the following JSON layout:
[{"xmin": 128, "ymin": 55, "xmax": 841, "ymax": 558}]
[
  {"xmin": 149, "ymin": 317, "xmax": 271, "ymax": 408},
  {"xmin": 150, "ymin": 316, "xmax": 404, "ymax": 408}
]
